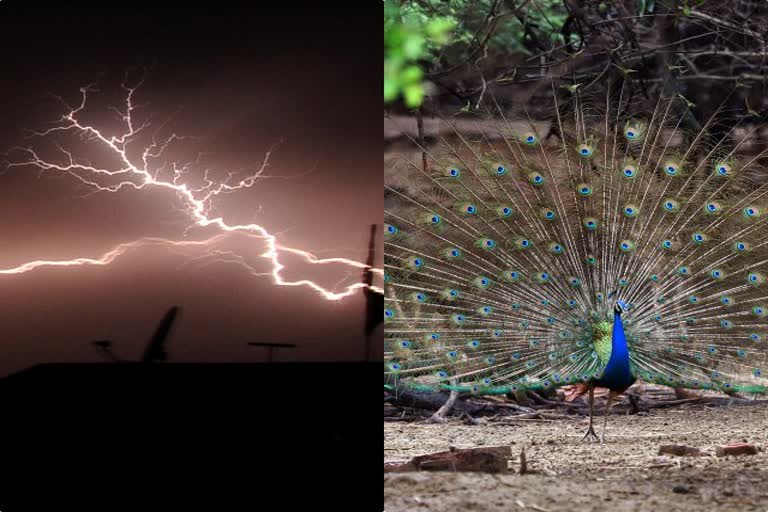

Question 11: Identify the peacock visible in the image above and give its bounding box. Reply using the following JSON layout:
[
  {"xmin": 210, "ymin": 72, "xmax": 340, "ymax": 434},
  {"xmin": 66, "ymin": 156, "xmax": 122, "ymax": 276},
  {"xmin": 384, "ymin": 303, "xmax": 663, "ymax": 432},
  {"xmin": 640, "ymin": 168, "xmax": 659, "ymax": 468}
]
[{"xmin": 383, "ymin": 85, "xmax": 768, "ymax": 442}]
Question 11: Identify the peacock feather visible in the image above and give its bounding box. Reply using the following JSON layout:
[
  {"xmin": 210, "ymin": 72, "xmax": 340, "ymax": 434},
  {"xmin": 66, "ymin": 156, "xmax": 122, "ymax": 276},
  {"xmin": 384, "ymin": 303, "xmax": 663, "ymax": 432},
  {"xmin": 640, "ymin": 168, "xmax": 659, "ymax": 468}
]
[{"xmin": 384, "ymin": 85, "xmax": 768, "ymax": 404}]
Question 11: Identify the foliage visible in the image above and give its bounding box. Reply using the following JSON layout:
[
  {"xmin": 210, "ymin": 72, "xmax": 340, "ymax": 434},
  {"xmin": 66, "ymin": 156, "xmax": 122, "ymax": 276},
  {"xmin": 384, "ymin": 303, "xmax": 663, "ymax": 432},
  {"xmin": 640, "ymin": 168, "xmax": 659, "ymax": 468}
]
[
  {"xmin": 384, "ymin": 0, "xmax": 573, "ymax": 108},
  {"xmin": 384, "ymin": 0, "xmax": 456, "ymax": 108}
]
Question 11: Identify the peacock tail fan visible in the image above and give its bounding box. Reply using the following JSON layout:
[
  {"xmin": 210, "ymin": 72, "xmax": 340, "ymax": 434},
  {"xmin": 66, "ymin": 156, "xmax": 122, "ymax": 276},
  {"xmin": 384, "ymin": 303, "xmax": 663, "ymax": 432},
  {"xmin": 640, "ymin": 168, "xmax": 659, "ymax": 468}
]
[{"xmin": 384, "ymin": 82, "xmax": 768, "ymax": 398}]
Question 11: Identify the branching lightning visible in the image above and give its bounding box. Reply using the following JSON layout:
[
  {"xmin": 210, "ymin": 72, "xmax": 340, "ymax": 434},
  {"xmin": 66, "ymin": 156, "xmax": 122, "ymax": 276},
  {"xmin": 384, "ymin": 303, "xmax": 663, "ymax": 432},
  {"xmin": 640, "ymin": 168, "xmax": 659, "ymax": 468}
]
[{"xmin": 3, "ymin": 79, "xmax": 383, "ymax": 300}]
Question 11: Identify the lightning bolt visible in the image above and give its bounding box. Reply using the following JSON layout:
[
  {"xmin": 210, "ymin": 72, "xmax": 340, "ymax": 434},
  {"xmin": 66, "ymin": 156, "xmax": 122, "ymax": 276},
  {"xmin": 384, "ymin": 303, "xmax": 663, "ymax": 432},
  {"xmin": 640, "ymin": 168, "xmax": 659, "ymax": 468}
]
[{"xmin": 3, "ymin": 78, "xmax": 383, "ymax": 300}]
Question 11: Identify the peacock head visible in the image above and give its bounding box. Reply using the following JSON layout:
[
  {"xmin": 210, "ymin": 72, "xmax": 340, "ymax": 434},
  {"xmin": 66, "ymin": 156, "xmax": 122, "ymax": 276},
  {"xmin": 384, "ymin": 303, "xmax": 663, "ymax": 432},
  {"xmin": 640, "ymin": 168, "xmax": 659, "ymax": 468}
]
[{"xmin": 613, "ymin": 300, "xmax": 628, "ymax": 316}]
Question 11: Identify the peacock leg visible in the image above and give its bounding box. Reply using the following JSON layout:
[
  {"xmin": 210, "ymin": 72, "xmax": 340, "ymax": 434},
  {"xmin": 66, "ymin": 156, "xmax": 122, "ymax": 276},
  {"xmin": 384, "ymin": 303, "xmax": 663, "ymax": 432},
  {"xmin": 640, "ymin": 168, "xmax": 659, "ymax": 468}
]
[
  {"xmin": 581, "ymin": 385, "xmax": 598, "ymax": 442},
  {"xmin": 599, "ymin": 392, "xmax": 616, "ymax": 443}
]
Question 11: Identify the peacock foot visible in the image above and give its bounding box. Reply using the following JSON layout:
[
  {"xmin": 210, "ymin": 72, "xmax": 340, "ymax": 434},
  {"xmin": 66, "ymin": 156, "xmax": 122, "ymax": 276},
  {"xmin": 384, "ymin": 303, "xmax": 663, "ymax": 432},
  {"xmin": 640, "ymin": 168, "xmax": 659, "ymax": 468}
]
[{"xmin": 581, "ymin": 426, "xmax": 599, "ymax": 442}]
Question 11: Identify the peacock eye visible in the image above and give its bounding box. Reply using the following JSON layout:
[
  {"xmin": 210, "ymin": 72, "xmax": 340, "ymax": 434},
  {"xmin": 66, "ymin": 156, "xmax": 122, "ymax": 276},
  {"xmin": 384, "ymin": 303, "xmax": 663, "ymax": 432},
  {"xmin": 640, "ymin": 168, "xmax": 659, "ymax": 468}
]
[
  {"xmin": 496, "ymin": 165, "xmax": 507, "ymax": 175},
  {"xmin": 448, "ymin": 168, "xmax": 460, "ymax": 177},
  {"xmin": 716, "ymin": 163, "xmax": 731, "ymax": 176},
  {"xmin": 665, "ymin": 162, "xmax": 680, "ymax": 176},
  {"xmin": 523, "ymin": 133, "xmax": 537, "ymax": 144}
]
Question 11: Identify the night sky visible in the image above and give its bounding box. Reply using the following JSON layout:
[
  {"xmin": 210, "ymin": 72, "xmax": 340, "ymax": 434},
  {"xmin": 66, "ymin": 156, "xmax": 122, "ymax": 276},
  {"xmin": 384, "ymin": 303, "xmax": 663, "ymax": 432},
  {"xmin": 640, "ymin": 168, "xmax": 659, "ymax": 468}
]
[{"xmin": 0, "ymin": 2, "xmax": 382, "ymax": 375}]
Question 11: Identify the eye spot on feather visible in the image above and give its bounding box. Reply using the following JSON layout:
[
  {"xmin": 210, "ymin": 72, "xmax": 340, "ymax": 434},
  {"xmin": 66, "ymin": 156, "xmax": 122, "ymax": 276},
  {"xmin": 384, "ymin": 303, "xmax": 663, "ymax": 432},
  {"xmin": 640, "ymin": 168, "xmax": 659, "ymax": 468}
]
[
  {"xmin": 664, "ymin": 161, "xmax": 680, "ymax": 176},
  {"xmin": 750, "ymin": 333, "xmax": 762, "ymax": 342},
  {"xmin": 387, "ymin": 362, "xmax": 401, "ymax": 372},
  {"xmin": 523, "ymin": 132, "xmax": 538, "ymax": 145},
  {"xmin": 734, "ymin": 241, "xmax": 749, "ymax": 252},
  {"xmin": 385, "ymin": 309, "xmax": 394, "ymax": 319},
  {"xmin": 715, "ymin": 162, "xmax": 732, "ymax": 177},
  {"xmin": 446, "ymin": 247, "xmax": 461, "ymax": 258},
  {"xmin": 443, "ymin": 289, "xmax": 460, "ymax": 301},
  {"xmin": 748, "ymin": 272, "xmax": 765, "ymax": 285},
  {"xmin": 474, "ymin": 276, "xmax": 491, "ymax": 288},
  {"xmin": 406, "ymin": 256, "xmax": 424, "ymax": 270},
  {"xmin": 435, "ymin": 370, "xmax": 449, "ymax": 379},
  {"xmin": 515, "ymin": 238, "xmax": 532, "ymax": 250},
  {"xmin": 577, "ymin": 144, "xmax": 594, "ymax": 157},
  {"xmin": 497, "ymin": 206, "xmax": 513, "ymax": 217},
  {"xmin": 528, "ymin": 172, "xmax": 545, "ymax": 185},
  {"xmin": 711, "ymin": 269, "xmax": 725, "ymax": 280},
  {"xmin": 451, "ymin": 314, "xmax": 465, "ymax": 325},
  {"xmin": 623, "ymin": 205, "xmax": 638, "ymax": 217},
  {"xmin": 752, "ymin": 306, "xmax": 766, "ymax": 317},
  {"xmin": 468, "ymin": 339, "xmax": 481, "ymax": 349},
  {"xmin": 743, "ymin": 206, "xmax": 762, "ymax": 219},
  {"xmin": 583, "ymin": 217, "xmax": 598, "ymax": 230},
  {"xmin": 721, "ymin": 296, "xmax": 733, "ymax": 306},
  {"xmin": 385, "ymin": 224, "xmax": 398, "ymax": 235},
  {"xmin": 479, "ymin": 238, "xmax": 497, "ymax": 249},
  {"xmin": 548, "ymin": 242, "xmax": 564, "ymax": 254},
  {"xmin": 586, "ymin": 255, "xmax": 597, "ymax": 265},
  {"xmin": 692, "ymin": 232, "xmax": 708, "ymax": 244},
  {"xmin": 662, "ymin": 199, "xmax": 679, "ymax": 212},
  {"xmin": 619, "ymin": 240, "xmax": 635, "ymax": 252},
  {"xmin": 495, "ymin": 165, "xmax": 507, "ymax": 175},
  {"xmin": 721, "ymin": 319, "xmax": 733, "ymax": 329},
  {"xmin": 704, "ymin": 202, "xmax": 722, "ymax": 215},
  {"xmin": 577, "ymin": 184, "xmax": 593, "ymax": 196},
  {"xmin": 540, "ymin": 207, "xmax": 557, "ymax": 220},
  {"xmin": 399, "ymin": 340, "xmax": 412, "ymax": 349},
  {"xmin": 622, "ymin": 167, "xmax": 637, "ymax": 178}
]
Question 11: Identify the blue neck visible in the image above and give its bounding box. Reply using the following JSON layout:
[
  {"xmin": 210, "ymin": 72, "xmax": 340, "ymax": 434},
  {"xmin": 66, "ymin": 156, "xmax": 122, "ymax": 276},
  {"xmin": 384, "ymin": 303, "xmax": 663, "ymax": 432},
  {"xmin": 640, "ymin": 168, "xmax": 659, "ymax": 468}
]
[{"xmin": 600, "ymin": 310, "xmax": 633, "ymax": 389}]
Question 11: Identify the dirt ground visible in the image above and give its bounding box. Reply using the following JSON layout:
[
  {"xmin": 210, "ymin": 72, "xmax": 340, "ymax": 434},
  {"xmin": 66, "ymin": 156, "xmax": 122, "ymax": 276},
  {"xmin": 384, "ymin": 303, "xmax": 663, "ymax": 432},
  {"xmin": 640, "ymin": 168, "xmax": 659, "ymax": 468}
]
[{"xmin": 384, "ymin": 403, "xmax": 768, "ymax": 511}]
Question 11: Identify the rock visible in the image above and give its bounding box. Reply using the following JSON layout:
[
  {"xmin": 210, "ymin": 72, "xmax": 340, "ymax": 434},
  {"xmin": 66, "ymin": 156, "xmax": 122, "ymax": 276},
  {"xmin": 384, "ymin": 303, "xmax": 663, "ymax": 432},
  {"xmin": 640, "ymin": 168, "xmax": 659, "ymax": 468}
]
[
  {"xmin": 715, "ymin": 443, "xmax": 760, "ymax": 457},
  {"xmin": 658, "ymin": 444, "xmax": 704, "ymax": 457},
  {"xmin": 672, "ymin": 485, "xmax": 690, "ymax": 494}
]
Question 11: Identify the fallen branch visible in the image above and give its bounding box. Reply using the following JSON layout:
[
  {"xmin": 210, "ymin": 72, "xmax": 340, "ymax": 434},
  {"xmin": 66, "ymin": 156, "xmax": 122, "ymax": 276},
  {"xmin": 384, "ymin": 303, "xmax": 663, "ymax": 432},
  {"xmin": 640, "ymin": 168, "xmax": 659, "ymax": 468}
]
[{"xmin": 384, "ymin": 445, "xmax": 512, "ymax": 474}]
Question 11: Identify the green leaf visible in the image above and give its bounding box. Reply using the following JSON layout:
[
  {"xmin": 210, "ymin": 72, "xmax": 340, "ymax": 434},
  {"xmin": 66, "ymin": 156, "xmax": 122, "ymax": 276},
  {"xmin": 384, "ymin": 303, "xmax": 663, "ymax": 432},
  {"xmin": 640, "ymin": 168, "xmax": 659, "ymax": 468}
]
[
  {"xmin": 403, "ymin": 83, "xmax": 424, "ymax": 108},
  {"xmin": 400, "ymin": 65, "xmax": 423, "ymax": 85},
  {"xmin": 426, "ymin": 18, "xmax": 456, "ymax": 44},
  {"xmin": 384, "ymin": 76, "xmax": 399, "ymax": 103},
  {"xmin": 402, "ymin": 34, "xmax": 425, "ymax": 60}
]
